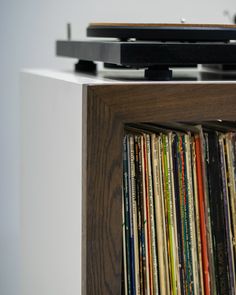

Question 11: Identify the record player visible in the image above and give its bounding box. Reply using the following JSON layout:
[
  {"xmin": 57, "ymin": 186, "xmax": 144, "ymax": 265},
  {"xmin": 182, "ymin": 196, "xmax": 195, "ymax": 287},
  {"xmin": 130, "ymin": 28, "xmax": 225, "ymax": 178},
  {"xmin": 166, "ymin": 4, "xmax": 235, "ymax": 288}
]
[{"xmin": 56, "ymin": 23, "xmax": 236, "ymax": 80}]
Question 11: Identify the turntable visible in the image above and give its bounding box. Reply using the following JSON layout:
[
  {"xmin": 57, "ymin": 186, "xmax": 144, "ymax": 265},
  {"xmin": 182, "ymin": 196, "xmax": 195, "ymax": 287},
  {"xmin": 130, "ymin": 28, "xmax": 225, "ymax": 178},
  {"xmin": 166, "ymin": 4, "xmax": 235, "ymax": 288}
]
[{"xmin": 56, "ymin": 23, "xmax": 236, "ymax": 80}]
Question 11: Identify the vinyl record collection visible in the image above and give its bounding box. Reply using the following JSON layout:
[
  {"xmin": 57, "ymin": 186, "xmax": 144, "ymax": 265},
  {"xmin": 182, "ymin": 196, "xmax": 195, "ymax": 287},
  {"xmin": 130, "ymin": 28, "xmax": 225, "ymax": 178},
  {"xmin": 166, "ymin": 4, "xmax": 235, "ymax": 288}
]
[{"xmin": 122, "ymin": 123, "xmax": 236, "ymax": 295}]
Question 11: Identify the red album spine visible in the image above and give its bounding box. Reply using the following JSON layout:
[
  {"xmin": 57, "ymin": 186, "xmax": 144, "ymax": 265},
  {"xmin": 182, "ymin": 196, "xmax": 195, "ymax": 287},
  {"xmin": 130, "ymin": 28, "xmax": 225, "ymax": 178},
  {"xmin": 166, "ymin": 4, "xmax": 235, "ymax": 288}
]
[{"xmin": 195, "ymin": 136, "xmax": 210, "ymax": 295}]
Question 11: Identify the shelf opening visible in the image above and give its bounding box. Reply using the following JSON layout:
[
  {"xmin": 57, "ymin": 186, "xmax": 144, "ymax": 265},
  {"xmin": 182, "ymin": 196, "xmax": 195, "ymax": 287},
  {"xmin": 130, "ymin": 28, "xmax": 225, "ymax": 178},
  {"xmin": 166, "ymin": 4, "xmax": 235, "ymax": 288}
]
[{"xmin": 122, "ymin": 121, "xmax": 236, "ymax": 295}]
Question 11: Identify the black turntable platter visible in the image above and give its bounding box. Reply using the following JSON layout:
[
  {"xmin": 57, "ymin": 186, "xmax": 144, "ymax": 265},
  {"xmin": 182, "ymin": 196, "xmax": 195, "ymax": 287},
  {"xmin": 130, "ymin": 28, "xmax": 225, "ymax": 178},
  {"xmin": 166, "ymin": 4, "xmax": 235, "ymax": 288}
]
[{"xmin": 87, "ymin": 23, "xmax": 236, "ymax": 42}]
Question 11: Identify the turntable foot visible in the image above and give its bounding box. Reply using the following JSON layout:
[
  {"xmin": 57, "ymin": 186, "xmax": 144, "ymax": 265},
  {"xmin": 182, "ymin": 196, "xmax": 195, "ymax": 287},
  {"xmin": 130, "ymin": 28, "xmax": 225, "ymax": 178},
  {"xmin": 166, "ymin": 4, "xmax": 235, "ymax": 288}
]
[
  {"xmin": 145, "ymin": 66, "xmax": 173, "ymax": 81},
  {"xmin": 75, "ymin": 60, "xmax": 97, "ymax": 73}
]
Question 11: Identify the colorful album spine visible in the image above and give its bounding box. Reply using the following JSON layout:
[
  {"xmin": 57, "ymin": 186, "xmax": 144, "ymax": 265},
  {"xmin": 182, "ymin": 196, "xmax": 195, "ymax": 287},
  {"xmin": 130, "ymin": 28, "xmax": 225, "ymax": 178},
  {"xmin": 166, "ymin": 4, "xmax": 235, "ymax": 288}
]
[
  {"xmin": 177, "ymin": 134, "xmax": 193, "ymax": 294},
  {"xmin": 194, "ymin": 135, "xmax": 210, "ymax": 295},
  {"xmin": 184, "ymin": 134, "xmax": 196, "ymax": 294},
  {"xmin": 123, "ymin": 136, "xmax": 132, "ymax": 294},
  {"xmin": 152, "ymin": 134, "xmax": 169, "ymax": 295},
  {"xmin": 219, "ymin": 134, "xmax": 235, "ymax": 294},
  {"xmin": 177, "ymin": 135, "xmax": 186, "ymax": 293},
  {"xmin": 158, "ymin": 135, "xmax": 171, "ymax": 295},
  {"xmin": 201, "ymin": 132, "xmax": 217, "ymax": 295},
  {"xmin": 172, "ymin": 134, "xmax": 185, "ymax": 295},
  {"xmin": 137, "ymin": 135, "xmax": 148, "ymax": 295},
  {"xmin": 168, "ymin": 133, "xmax": 181, "ymax": 295},
  {"xmin": 225, "ymin": 133, "xmax": 236, "ymax": 290},
  {"xmin": 127, "ymin": 135, "xmax": 136, "ymax": 294},
  {"xmin": 146, "ymin": 134, "xmax": 159, "ymax": 294},
  {"xmin": 162, "ymin": 134, "xmax": 178, "ymax": 295},
  {"xmin": 143, "ymin": 134, "xmax": 154, "ymax": 295},
  {"xmin": 191, "ymin": 138, "xmax": 205, "ymax": 295},
  {"xmin": 129, "ymin": 135, "xmax": 141, "ymax": 295},
  {"xmin": 135, "ymin": 135, "xmax": 144, "ymax": 295},
  {"xmin": 141, "ymin": 135, "xmax": 151, "ymax": 295},
  {"xmin": 178, "ymin": 134, "xmax": 190, "ymax": 294}
]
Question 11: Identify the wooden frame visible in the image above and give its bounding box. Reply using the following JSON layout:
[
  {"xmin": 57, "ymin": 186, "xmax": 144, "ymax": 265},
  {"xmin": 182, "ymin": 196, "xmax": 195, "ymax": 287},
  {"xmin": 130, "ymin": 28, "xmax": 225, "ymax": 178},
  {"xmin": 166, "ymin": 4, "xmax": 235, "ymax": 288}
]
[{"xmin": 82, "ymin": 83, "xmax": 236, "ymax": 294}]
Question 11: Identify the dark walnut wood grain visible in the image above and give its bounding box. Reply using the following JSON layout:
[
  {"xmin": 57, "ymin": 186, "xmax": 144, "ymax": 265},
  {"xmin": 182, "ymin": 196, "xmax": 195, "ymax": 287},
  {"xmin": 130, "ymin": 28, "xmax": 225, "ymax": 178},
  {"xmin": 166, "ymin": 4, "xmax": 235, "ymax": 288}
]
[{"xmin": 82, "ymin": 82, "xmax": 236, "ymax": 294}]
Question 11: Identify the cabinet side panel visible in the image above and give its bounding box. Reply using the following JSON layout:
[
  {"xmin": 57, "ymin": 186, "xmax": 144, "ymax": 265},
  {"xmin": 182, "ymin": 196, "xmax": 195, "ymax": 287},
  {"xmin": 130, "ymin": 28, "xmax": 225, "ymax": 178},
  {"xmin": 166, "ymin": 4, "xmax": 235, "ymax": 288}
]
[{"xmin": 20, "ymin": 73, "xmax": 83, "ymax": 295}]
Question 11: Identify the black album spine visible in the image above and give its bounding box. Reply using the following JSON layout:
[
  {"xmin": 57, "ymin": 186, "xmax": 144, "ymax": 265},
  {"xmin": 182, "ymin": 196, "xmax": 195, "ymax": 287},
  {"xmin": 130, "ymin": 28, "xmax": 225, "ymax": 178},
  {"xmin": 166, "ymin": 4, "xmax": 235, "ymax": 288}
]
[{"xmin": 205, "ymin": 131, "xmax": 230, "ymax": 295}]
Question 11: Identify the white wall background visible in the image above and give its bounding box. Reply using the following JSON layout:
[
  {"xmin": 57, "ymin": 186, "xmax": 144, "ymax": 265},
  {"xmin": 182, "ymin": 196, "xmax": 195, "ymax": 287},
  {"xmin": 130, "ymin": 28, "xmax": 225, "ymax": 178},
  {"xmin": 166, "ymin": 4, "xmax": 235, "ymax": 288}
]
[{"xmin": 0, "ymin": 0, "xmax": 236, "ymax": 294}]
